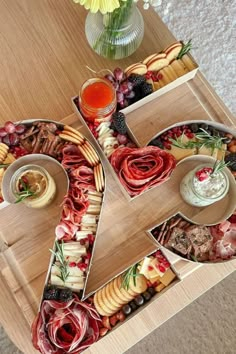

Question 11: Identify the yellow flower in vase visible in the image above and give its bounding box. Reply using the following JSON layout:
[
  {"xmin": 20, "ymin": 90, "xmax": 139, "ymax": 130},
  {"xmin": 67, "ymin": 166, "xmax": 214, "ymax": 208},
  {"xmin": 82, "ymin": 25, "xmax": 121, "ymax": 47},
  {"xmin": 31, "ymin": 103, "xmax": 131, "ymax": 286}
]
[{"xmin": 73, "ymin": 0, "xmax": 128, "ymax": 14}]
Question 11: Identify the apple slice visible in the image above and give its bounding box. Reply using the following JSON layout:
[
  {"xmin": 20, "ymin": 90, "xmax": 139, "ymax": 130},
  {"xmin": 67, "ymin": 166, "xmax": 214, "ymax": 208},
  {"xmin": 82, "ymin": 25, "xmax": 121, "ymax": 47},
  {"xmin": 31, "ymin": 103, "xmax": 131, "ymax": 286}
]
[
  {"xmin": 126, "ymin": 63, "xmax": 147, "ymax": 76},
  {"xmin": 147, "ymin": 57, "xmax": 169, "ymax": 72},
  {"xmin": 142, "ymin": 53, "xmax": 157, "ymax": 65}
]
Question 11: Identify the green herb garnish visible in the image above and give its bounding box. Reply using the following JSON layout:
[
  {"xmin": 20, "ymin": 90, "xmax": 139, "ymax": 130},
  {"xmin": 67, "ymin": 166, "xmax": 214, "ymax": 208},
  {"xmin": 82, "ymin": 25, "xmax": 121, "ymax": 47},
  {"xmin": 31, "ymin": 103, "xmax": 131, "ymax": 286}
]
[
  {"xmin": 121, "ymin": 263, "xmax": 140, "ymax": 291},
  {"xmin": 14, "ymin": 177, "xmax": 36, "ymax": 203},
  {"xmin": 210, "ymin": 159, "xmax": 231, "ymax": 177},
  {"xmin": 169, "ymin": 128, "xmax": 225, "ymax": 154},
  {"xmin": 50, "ymin": 241, "xmax": 69, "ymax": 283},
  {"xmin": 177, "ymin": 39, "xmax": 193, "ymax": 59}
]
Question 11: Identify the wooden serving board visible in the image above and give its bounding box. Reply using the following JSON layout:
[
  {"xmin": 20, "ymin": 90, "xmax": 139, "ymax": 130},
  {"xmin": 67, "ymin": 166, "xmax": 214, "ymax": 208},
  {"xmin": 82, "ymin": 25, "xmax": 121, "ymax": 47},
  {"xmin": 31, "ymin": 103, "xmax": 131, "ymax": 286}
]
[
  {"xmin": 0, "ymin": 69, "xmax": 236, "ymax": 353},
  {"xmin": 0, "ymin": 3, "xmax": 235, "ymax": 354}
]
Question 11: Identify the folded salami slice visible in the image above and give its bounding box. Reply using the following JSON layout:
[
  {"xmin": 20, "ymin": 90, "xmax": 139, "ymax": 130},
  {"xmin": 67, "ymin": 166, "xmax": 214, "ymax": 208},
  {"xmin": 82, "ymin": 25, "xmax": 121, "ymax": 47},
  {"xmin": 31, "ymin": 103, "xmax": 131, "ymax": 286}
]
[{"xmin": 111, "ymin": 146, "xmax": 176, "ymax": 197}]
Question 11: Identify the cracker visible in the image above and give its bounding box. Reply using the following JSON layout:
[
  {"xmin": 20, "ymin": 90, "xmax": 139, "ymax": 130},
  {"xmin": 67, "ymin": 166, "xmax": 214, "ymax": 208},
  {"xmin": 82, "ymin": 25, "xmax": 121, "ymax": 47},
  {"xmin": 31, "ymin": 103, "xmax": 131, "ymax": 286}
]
[
  {"xmin": 96, "ymin": 290, "xmax": 114, "ymax": 316},
  {"xmin": 79, "ymin": 145, "xmax": 94, "ymax": 166},
  {"xmin": 84, "ymin": 141, "xmax": 100, "ymax": 165},
  {"xmin": 63, "ymin": 125, "xmax": 84, "ymax": 142},
  {"xmin": 61, "ymin": 130, "xmax": 84, "ymax": 145},
  {"xmin": 108, "ymin": 281, "xmax": 127, "ymax": 306},
  {"xmin": 100, "ymin": 287, "xmax": 119, "ymax": 313},
  {"xmin": 59, "ymin": 133, "xmax": 82, "ymax": 145},
  {"xmin": 128, "ymin": 274, "xmax": 147, "ymax": 294},
  {"xmin": 116, "ymin": 276, "xmax": 135, "ymax": 301},
  {"xmin": 113, "ymin": 276, "xmax": 133, "ymax": 302},
  {"xmin": 97, "ymin": 163, "xmax": 105, "ymax": 191},
  {"xmin": 94, "ymin": 165, "xmax": 101, "ymax": 192},
  {"xmin": 94, "ymin": 292, "xmax": 113, "ymax": 317},
  {"xmin": 104, "ymin": 283, "xmax": 123, "ymax": 308}
]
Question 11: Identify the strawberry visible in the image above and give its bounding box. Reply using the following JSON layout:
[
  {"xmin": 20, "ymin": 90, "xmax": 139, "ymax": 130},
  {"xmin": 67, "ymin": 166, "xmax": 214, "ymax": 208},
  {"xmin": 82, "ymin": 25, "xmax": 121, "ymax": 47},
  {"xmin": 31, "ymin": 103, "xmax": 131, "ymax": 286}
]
[
  {"xmin": 99, "ymin": 327, "xmax": 109, "ymax": 337},
  {"xmin": 102, "ymin": 316, "xmax": 111, "ymax": 330},
  {"xmin": 195, "ymin": 167, "xmax": 213, "ymax": 181}
]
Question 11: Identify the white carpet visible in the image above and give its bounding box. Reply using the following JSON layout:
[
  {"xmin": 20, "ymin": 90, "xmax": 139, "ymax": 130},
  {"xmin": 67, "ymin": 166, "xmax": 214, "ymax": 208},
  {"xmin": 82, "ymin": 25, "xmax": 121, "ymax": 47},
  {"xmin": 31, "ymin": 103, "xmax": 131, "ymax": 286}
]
[{"xmin": 0, "ymin": 1, "xmax": 235, "ymax": 353}]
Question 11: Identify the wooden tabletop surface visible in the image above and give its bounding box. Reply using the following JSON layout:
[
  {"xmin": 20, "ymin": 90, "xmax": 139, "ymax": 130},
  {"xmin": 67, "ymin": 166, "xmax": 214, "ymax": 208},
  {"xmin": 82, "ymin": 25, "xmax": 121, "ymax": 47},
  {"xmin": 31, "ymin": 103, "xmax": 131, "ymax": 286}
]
[{"xmin": 0, "ymin": 1, "xmax": 235, "ymax": 354}]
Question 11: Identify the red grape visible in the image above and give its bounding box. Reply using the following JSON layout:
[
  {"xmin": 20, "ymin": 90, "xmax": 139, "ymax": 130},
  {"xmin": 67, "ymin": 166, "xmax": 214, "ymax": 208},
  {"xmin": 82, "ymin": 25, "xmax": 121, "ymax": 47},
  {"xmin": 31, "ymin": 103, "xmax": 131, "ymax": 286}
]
[
  {"xmin": 127, "ymin": 82, "xmax": 133, "ymax": 91},
  {"xmin": 9, "ymin": 133, "xmax": 19, "ymax": 146},
  {"xmin": 15, "ymin": 124, "xmax": 26, "ymax": 134},
  {"xmin": 116, "ymin": 91, "xmax": 124, "ymax": 104},
  {"xmin": 113, "ymin": 67, "xmax": 124, "ymax": 82},
  {"xmin": 126, "ymin": 91, "xmax": 135, "ymax": 99},
  {"xmin": 119, "ymin": 82, "xmax": 129, "ymax": 95},
  {"xmin": 112, "ymin": 81, "xmax": 119, "ymax": 91},
  {"xmin": 4, "ymin": 121, "xmax": 16, "ymax": 134},
  {"xmin": 0, "ymin": 128, "xmax": 7, "ymax": 137},
  {"xmin": 2, "ymin": 134, "xmax": 10, "ymax": 146},
  {"xmin": 105, "ymin": 74, "xmax": 115, "ymax": 83}
]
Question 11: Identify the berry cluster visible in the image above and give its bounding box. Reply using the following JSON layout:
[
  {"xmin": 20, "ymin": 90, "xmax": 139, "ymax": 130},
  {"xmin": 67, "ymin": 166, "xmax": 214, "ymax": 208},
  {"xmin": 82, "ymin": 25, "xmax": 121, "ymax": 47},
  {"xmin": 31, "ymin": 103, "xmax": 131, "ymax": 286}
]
[{"xmin": 105, "ymin": 68, "xmax": 153, "ymax": 110}]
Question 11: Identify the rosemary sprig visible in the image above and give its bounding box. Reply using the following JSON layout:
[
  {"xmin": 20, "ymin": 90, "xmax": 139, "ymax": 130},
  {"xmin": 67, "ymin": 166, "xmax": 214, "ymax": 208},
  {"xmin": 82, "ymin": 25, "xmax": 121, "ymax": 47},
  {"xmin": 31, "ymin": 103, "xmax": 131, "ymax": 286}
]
[
  {"xmin": 121, "ymin": 263, "xmax": 140, "ymax": 291},
  {"xmin": 169, "ymin": 128, "xmax": 225, "ymax": 153},
  {"xmin": 177, "ymin": 39, "xmax": 193, "ymax": 59},
  {"xmin": 14, "ymin": 177, "xmax": 36, "ymax": 203},
  {"xmin": 210, "ymin": 159, "xmax": 231, "ymax": 177},
  {"xmin": 50, "ymin": 241, "xmax": 69, "ymax": 283}
]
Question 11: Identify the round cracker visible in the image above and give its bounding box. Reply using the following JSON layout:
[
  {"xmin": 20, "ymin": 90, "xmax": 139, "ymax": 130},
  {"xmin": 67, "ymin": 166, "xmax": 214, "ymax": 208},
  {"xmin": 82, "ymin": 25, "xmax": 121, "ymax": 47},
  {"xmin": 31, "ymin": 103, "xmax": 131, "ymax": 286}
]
[
  {"xmin": 0, "ymin": 143, "xmax": 9, "ymax": 151},
  {"xmin": 98, "ymin": 163, "xmax": 104, "ymax": 191},
  {"xmin": 84, "ymin": 142, "xmax": 100, "ymax": 164},
  {"xmin": 108, "ymin": 281, "xmax": 127, "ymax": 306},
  {"xmin": 79, "ymin": 145, "xmax": 94, "ymax": 166},
  {"xmin": 128, "ymin": 274, "xmax": 147, "ymax": 294},
  {"xmin": 94, "ymin": 292, "xmax": 112, "ymax": 317},
  {"xmin": 104, "ymin": 282, "xmax": 123, "ymax": 309},
  {"xmin": 100, "ymin": 287, "xmax": 119, "ymax": 313},
  {"xmin": 116, "ymin": 276, "xmax": 135, "ymax": 301},
  {"xmin": 96, "ymin": 289, "xmax": 114, "ymax": 316},
  {"xmin": 59, "ymin": 133, "xmax": 82, "ymax": 145},
  {"xmin": 113, "ymin": 276, "xmax": 133, "ymax": 302},
  {"xmin": 82, "ymin": 144, "xmax": 97, "ymax": 165},
  {"xmin": 94, "ymin": 165, "xmax": 101, "ymax": 192},
  {"xmin": 61, "ymin": 130, "xmax": 83, "ymax": 145},
  {"xmin": 63, "ymin": 125, "xmax": 84, "ymax": 141}
]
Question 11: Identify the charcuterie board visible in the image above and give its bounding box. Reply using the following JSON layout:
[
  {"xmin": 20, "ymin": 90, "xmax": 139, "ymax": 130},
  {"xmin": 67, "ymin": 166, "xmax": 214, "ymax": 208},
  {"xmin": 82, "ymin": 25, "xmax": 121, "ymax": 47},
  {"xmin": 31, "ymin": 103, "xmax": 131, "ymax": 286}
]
[
  {"xmin": 0, "ymin": 66, "xmax": 236, "ymax": 352},
  {"xmin": 0, "ymin": 3, "xmax": 235, "ymax": 354}
]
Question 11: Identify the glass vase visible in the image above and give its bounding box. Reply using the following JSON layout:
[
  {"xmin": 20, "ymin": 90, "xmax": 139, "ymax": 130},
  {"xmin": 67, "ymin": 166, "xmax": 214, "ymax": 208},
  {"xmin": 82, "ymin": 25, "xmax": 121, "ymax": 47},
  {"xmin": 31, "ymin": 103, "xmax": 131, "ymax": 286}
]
[{"xmin": 85, "ymin": 1, "xmax": 144, "ymax": 60}]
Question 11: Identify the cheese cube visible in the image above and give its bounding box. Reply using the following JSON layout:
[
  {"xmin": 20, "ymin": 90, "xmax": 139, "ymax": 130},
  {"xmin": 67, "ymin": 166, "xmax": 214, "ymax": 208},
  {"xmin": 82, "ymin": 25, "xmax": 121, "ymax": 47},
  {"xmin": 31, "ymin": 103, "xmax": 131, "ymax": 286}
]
[
  {"xmin": 159, "ymin": 268, "xmax": 176, "ymax": 286},
  {"xmin": 155, "ymin": 283, "xmax": 165, "ymax": 292}
]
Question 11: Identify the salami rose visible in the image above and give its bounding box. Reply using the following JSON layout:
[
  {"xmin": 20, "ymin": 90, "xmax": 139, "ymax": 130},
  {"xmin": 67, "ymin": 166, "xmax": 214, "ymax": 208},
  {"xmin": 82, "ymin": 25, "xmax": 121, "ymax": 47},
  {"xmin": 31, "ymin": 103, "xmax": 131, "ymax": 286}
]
[
  {"xmin": 111, "ymin": 146, "xmax": 176, "ymax": 196},
  {"xmin": 32, "ymin": 295, "xmax": 100, "ymax": 354}
]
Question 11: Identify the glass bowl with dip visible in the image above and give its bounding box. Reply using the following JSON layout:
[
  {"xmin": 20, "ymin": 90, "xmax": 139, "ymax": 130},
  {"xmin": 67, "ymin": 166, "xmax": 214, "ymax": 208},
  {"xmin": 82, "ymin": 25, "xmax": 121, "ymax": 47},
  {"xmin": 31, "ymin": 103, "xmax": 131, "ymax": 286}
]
[
  {"xmin": 10, "ymin": 164, "xmax": 56, "ymax": 208},
  {"xmin": 180, "ymin": 160, "xmax": 230, "ymax": 207}
]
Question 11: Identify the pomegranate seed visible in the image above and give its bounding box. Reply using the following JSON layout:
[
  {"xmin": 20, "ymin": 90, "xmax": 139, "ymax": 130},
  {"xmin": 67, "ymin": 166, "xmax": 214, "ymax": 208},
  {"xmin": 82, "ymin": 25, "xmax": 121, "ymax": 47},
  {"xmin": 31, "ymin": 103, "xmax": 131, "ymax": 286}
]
[
  {"xmin": 158, "ymin": 265, "xmax": 166, "ymax": 273},
  {"xmin": 186, "ymin": 132, "xmax": 194, "ymax": 139},
  {"xmin": 148, "ymin": 265, "xmax": 154, "ymax": 271},
  {"xmin": 69, "ymin": 262, "xmax": 76, "ymax": 267}
]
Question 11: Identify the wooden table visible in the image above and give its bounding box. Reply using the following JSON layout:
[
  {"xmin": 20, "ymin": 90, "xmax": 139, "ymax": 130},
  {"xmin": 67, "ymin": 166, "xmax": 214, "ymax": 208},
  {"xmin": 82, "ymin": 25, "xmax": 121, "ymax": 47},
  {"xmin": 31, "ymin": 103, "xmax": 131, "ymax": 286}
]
[{"xmin": 0, "ymin": 1, "xmax": 235, "ymax": 354}]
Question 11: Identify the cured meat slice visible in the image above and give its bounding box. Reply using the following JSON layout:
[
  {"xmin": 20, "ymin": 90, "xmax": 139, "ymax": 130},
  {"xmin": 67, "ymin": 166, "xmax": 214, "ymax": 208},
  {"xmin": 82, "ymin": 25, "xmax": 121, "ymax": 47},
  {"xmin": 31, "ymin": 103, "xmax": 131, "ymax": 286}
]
[
  {"xmin": 32, "ymin": 295, "xmax": 100, "ymax": 354},
  {"xmin": 111, "ymin": 146, "xmax": 176, "ymax": 196}
]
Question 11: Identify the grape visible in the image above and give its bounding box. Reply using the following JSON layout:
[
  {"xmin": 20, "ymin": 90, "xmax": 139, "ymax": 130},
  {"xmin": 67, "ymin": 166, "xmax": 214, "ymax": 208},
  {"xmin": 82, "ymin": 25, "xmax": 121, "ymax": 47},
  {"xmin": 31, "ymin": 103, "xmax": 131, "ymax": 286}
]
[
  {"xmin": 105, "ymin": 74, "xmax": 115, "ymax": 83},
  {"xmin": 117, "ymin": 134, "xmax": 128, "ymax": 145},
  {"xmin": 15, "ymin": 124, "xmax": 26, "ymax": 134},
  {"xmin": 126, "ymin": 90, "xmax": 135, "ymax": 99},
  {"xmin": 119, "ymin": 82, "xmax": 129, "ymax": 95},
  {"xmin": 127, "ymin": 82, "xmax": 133, "ymax": 91},
  {"xmin": 119, "ymin": 99, "xmax": 128, "ymax": 108},
  {"xmin": 112, "ymin": 81, "xmax": 119, "ymax": 91},
  {"xmin": 9, "ymin": 133, "xmax": 19, "ymax": 146},
  {"xmin": 0, "ymin": 128, "xmax": 7, "ymax": 137},
  {"xmin": 116, "ymin": 91, "xmax": 124, "ymax": 104},
  {"xmin": 113, "ymin": 67, "xmax": 124, "ymax": 82},
  {"xmin": 4, "ymin": 121, "xmax": 16, "ymax": 134},
  {"xmin": 2, "ymin": 134, "xmax": 10, "ymax": 146}
]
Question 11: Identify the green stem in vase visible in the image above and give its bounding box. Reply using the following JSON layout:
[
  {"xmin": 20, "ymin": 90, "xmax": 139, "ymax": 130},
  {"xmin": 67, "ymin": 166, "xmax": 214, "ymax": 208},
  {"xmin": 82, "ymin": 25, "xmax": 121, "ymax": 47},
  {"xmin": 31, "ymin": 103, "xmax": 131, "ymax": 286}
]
[{"xmin": 93, "ymin": 0, "xmax": 133, "ymax": 59}]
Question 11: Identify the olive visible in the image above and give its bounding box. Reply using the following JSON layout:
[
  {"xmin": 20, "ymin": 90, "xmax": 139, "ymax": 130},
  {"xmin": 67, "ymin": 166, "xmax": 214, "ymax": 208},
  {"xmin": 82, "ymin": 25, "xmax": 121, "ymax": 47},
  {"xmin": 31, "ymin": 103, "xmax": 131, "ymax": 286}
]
[
  {"xmin": 211, "ymin": 129, "xmax": 219, "ymax": 137},
  {"xmin": 134, "ymin": 295, "xmax": 144, "ymax": 306},
  {"xmin": 219, "ymin": 131, "xmax": 225, "ymax": 137},
  {"xmin": 200, "ymin": 123, "xmax": 208, "ymax": 130},
  {"xmin": 143, "ymin": 291, "xmax": 152, "ymax": 302},
  {"xmin": 147, "ymin": 287, "xmax": 156, "ymax": 297},
  {"xmin": 122, "ymin": 304, "xmax": 132, "ymax": 315},
  {"xmin": 223, "ymin": 136, "xmax": 232, "ymax": 144},
  {"xmin": 204, "ymin": 129, "xmax": 212, "ymax": 136},
  {"xmin": 190, "ymin": 123, "xmax": 199, "ymax": 133},
  {"xmin": 129, "ymin": 301, "xmax": 138, "ymax": 311},
  {"xmin": 150, "ymin": 138, "xmax": 163, "ymax": 149}
]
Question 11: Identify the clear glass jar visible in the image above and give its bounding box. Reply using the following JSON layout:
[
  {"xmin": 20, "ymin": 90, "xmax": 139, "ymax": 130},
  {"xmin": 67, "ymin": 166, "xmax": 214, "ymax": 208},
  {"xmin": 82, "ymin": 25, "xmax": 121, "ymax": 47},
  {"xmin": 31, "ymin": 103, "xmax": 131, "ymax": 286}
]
[
  {"xmin": 180, "ymin": 164, "xmax": 229, "ymax": 207},
  {"xmin": 85, "ymin": 2, "xmax": 144, "ymax": 60},
  {"xmin": 79, "ymin": 77, "xmax": 116, "ymax": 122},
  {"xmin": 11, "ymin": 164, "xmax": 56, "ymax": 208}
]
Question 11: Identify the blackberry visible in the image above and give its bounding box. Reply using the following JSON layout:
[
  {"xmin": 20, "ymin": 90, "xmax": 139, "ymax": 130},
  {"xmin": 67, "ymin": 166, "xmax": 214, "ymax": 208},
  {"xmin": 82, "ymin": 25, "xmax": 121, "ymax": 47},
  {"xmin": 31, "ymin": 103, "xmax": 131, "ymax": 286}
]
[
  {"xmin": 43, "ymin": 286, "xmax": 60, "ymax": 300},
  {"xmin": 59, "ymin": 288, "xmax": 73, "ymax": 302},
  {"xmin": 128, "ymin": 74, "xmax": 146, "ymax": 87},
  {"xmin": 140, "ymin": 82, "xmax": 153, "ymax": 97},
  {"xmin": 225, "ymin": 153, "xmax": 236, "ymax": 171},
  {"xmin": 112, "ymin": 112, "xmax": 127, "ymax": 134},
  {"xmin": 149, "ymin": 138, "xmax": 163, "ymax": 149}
]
